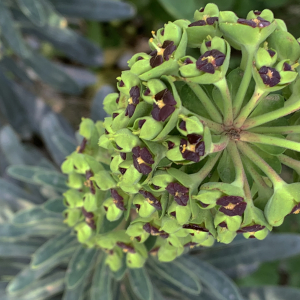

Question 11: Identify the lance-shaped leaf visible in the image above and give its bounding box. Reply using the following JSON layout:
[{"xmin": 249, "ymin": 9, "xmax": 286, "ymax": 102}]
[
  {"xmin": 17, "ymin": 0, "xmax": 47, "ymax": 26},
  {"xmin": 128, "ymin": 267, "xmax": 153, "ymax": 300}
]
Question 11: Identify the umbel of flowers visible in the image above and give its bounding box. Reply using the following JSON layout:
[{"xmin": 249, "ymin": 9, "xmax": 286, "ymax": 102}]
[{"xmin": 62, "ymin": 4, "xmax": 300, "ymax": 271}]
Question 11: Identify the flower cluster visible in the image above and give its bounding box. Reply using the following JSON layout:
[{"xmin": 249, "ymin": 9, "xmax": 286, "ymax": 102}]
[{"xmin": 62, "ymin": 4, "xmax": 300, "ymax": 271}]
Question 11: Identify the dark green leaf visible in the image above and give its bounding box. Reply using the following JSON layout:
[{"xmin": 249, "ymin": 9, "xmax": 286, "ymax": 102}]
[
  {"xmin": 32, "ymin": 230, "xmax": 76, "ymax": 268},
  {"xmin": 148, "ymin": 258, "xmax": 201, "ymax": 295},
  {"xmin": 178, "ymin": 256, "xmax": 243, "ymax": 300},
  {"xmin": 128, "ymin": 267, "xmax": 153, "ymax": 300},
  {"xmin": 250, "ymin": 94, "xmax": 284, "ymax": 118},
  {"xmin": 217, "ymin": 149, "xmax": 235, "ymax": 183},
  {"xmin": 91, "ymin": 253, "xmax": 113, "ymax": 300},
  {"xmin": 66, "ymin": 247, "xmax": 98, "ymax": 289},
  {"xmin": 63, "ymin": 269, "xmax": 88, "ymax": 300},
  {"xmin": 240, "ymin": 286, "xmax": 300, "ymax": 300},
  {"xmin": 33, "ymin": 171, "xmax": 68, "ymax": 192},
  {"xmin": 176, "ymin": 82, "xmax": 211, "ymax": 120},
  {"xmin": 51, "ymin": 0, "xmax": 136, "ymax": 21},
  {"xmin": 194, "ymin": 234, "xmax": 300, "ymax": 273},
  {"xmin": 99, "ymin": 215, "xmax": 124, "ymax": 234}
]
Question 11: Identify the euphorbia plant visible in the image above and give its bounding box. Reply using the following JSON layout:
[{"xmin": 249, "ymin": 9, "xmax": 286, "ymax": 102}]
[{"xmin": 62, "ymin": 3, "xmax": 300, "ymax": 271}]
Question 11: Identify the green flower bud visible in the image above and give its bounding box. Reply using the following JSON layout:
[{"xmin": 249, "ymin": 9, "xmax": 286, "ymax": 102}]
[
  {"xmin": 177, "ymin": 115, "xmax": 204, "ymax": 136},
  {"xmin": 74, "ymin": 222, "xmax": 93, "ymax": 244},
  {"xmin": 79, "ymin": 118, "xmax": 95, "ymax": 140},
  {"xmin": 64, "ymin": 208, "xmax": 82, "ymax": 227},
  {"xmin": 160, "ymin": 216, "xmax": 182, "ymax": 234},
  {"xmin": 193, "ymin": 190, "xmax": 223, "ymax": 209},
  {"xmin": 63, "ymin": 189, "xmax": 84, "ymax": 208},
  {"xmin": 142, "ymin": 79, "xmax": 167, "ymax": 104},
  {"xmin": 200, "ymin": 36, "xmax": 227, "ymax": 57},
  {"xmin": 128, "ymin": 53, "xmax": 152, "ymax": 76},
  {"xmin": 118, "ymin": 165, "xmax": 142, "ymax": 193},
  {"xmin": 151, "ymin": 171, "xmax": 174, "ymax": 191},
  {"xmin": 158, "ymin": 240, "xmax": 184, "ymax": 262},
  {"xmin": 275, "ymin": 60, "xmax": 298, "ymax": 85},
  {"xmin": 103, "ymin": 198, "xmax": 124, "ymax": 221},
  {"xmin": 112, "ymin": 129, "xmax": 141, "ymax": 152},
  {"xmin": 216, "ymin": 226, "xmax": 237, "ymax": 244},
  {"xmin": 126, "ymin": 222, "xmax": 150, "ymax": 243},
  {"xmin": 219, "ymin": 10, "xmax": 276, "ymax": 50},
  {"xmin": 90, "ymin": 171, "xmax": 116, "ymax": 191},
  {"xmin": 103, "ymin": 93, "xmax": 119, "ymax": 115},
  {"xmin": 117, "ymin": 71, "xmax": 140, "ymax": 95},
  {"xmin": 265, "ymin": 183, "xmax": 300, "ymax": 226},
  {"xmin": 126, "ymin": 251, "xmax": 147, "ymax": 269},
  {"xmin": 214, "ymin": 211, "xmax": 242, "ymax": 231},
  {"xmin": 67, "ymin": 172, "xmax": 84, "ymax": 189},
  {"xmin": 200, "ymin": 235, "xmax": 215, "ymax": 247},
  {"xmin": 105, "ymin": 250, "xmax": 123, "ymax": 272},
  {"xmin": 168, "ymin": 201, "xmax": 191, "ymax": 225},
  {"xmin": 255, "ymin": 44, "xmax": 277, "ymax": 69},
  {"xmin": 132, "ymin": 117, "xmax": 163, "ymax": 140}
]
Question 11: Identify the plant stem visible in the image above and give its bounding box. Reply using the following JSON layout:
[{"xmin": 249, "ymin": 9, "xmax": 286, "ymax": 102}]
[
  {"xmin": 190, "ymin": 152, "xmax": 222, "ymax": 184},
  {"xmin": 239, "ymin": 131, "xmax": 300, "ymax": 152},
  {"xmin": 214, "ymin": 78, "xmax": 234, "ymax": 126},
  {"xmin": 248, "ymin": 125, "xmax": 300, "ymax": 134},
  {"xmin": 242, "ymin": 99, "xmax": 300, "ymax": 130},
  {"xmin": 226, "ymin": 140, "xmax": 244, "ymax": 188},
  {"xmin": 233, "ymin": 46, "xmax": 256, "ymax": 117},
  {"xmin": 187, "ymin": 82, "xmax": 223, "ymax": 123},
  {"xmin": 278, "ymin": 154, "xmax": 300, "ymax": 174},
  {"xmin": 234, "ymin": 86, "xmax": 266, "ymax": 128},
  {"xmin": 180, "ymin": 107, "xmax": 223, "ymax": 134},
  {"xmin": 237, "ymin": 141, "xmax": 285, "ymax": 188},
  {"xmin": 211, "ymin": 135, "xmax": 229, "ymax": 153}
]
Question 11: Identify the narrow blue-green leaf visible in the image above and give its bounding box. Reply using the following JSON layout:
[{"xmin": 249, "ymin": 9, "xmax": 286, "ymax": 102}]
[
  {"xmin": 0, "ymin": 1, "xmax": 29, "ymax": 57},
  {"xmin": 178, "ymin": 256, "xmax": 243, "ymax": 300},
  {"xmin": 12, "ymin": 207, "xmax": 63, "ymax": 226},
  {"xmin": 43, "ymin": 197, "xmax": 66, "ymax": 214},
  {"xmin": 51, "ymin": 0, "xmax": 136, "ymax": 21},
  {"xmin": 0, "ymin": 222, "xmax": 66, "ymax": 240},
  {"xmin": 22, "ymin": 25, "xmax": 103, "ymax": 66},
  {"xmin": 91, "ymin": 253, "xmax": 113, "ymax": 300},
  {"xmin": 41, "ymin": 113, "xmax": 75, "ymax": 165},
  {"xmin": 66, "ymin": 247, "xmax": 98, "ymax": 289},
  {"xmin": 90, "ymin": 85, "xmax": 113, "ymax": 121},
  {"xmin": 148, "ymin": 258, "xmax": 201, "ymax": 295},
  {"xmin": 240, "ymin": 286, "xmax": 300, "ymax": 300},
  {"xmin": 23, "ymin": 51, "xmax": 81, "ymax": 94},
  {"xmin": 128, "ymin": 267, "xmax": 153, "ymax": 300},
  {"xmin": 7, "ymin": 271, "xmax": 65, "ymax": 300},
  {"xmin": 17, "ymin": 0, "xmax": 47, "ymax": 26},
  {"xmin": 195, "ymin": 234, "xmax": 300, "ymax": 273},
  {"xmin": 33, "ymin": 171, "xmax": 68, "ymax": 192},
  {"xmin": 8, "ymin": 246, "xmax": 74, "ymax": 295},
  {"xmin": 52, "ymin": 131, "xmax": 77, "ymax": 157},
  {"xmin": 0, "ymin": 71, "xmax": 31, "ymax": 137},
  {"xmin": 0, "ymin": 178, "xmax": 42, "ymax": 207},
  {"xmin": 112, "ymin": 256, "xmax": 127, "ymax": 281},
  {"xmin": 31, "ymin": 229, "xmax": 76, "ymax": 268},
  {"xmin": 0, "ymin": 239, "xmax": 43, "ymax": 258}
]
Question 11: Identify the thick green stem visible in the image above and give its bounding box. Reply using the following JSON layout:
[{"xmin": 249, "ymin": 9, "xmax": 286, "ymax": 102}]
[
  {"xmin": 180, "ymin": 107, "xmax": 223, "ymax": 134},
  {"xmin": 242, "ymin": 99, "xmax": 300, "ymax": 130},
  {"xmin": 233, "ymin": 47, "xmax": 256, "ymax": 117},
  {"xmin": 226, "ymin": 140, "xmax": 244, "ymax": 188},
  {"xmin": 240, "ymin": 131, "xmax": 300, "ymax": 152},
  {"xmin": 234, "ymin": 86, "xmax": 266, "ymax": 128},
  {"xmin": 278, "ymin": 154, "xmax": 300, "ymax": 174},
  {"xmin": 249, "ymin": 125, "xmax": 300, "ymax": 135},
  {"xmin": 187, "ymin": 82, "xmax": 223, "ymax": 123},
  {"xmin": 214, "ymin": 78, "xmax": 233, "ymax": 126},
  {"xmin": 237, "ymin": 141, "xmax": 285, "ymax": 188},
  {"xmin": 190, "ymin": 152, "xmax": 222, "ymax": 184}
]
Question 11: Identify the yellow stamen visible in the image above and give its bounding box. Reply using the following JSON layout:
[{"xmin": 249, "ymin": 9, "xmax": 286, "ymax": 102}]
[
  {"xmin": 267, "ymin": 69, "xmax": 273, "ymax": 78},
  {"xmin": 76, "ymin": 146, "xmax": 80, "ymax": 152},
  {"xmin": 203, "ymin": 15, "xmax": 209, "ymax": 21},
  {"xmin": 147, "ymin": 198, "xmax": 154, "ymax": 204},
  {"xmin": 123, "ymin": 249, "xmax": 128, "ymax": 253},
  {"xmin": 249, "ymin": 232, "xmax": 256, "ymax": 236},
  {"xmin": 137, "ymin": 157, "xmax": 145, "ymax": 165},
  {"xmin": 202, "ymin": 55, "xmax": 216, "ymax": 66},
  {"xmin": 293, "ymin": 209, "xmax": 300, "ymax": 214},
  {"xmin": 187, "ymin": 144, "xmax": 196, "ymax": 152},
  {"xmin": 156, "ymin": 99, "xmax": 165, "ymax": 109},
  {"xmin": 128, "ymin": 97, "xmax": 133, "ymax": 104},
  {"xmin": 224, "ymin": 203, "xmax": 236, "ymax": 210},
  {"xmin": 84, "ymin": 180, "xmax": 91, "ymax": 187},
  {"xmin": 181, "ymin": 144, "xmax": 187, "ymax": 153},
  {"xmin": 157, "ymin": 48, "xmax": 165, "ymax": 56}
]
